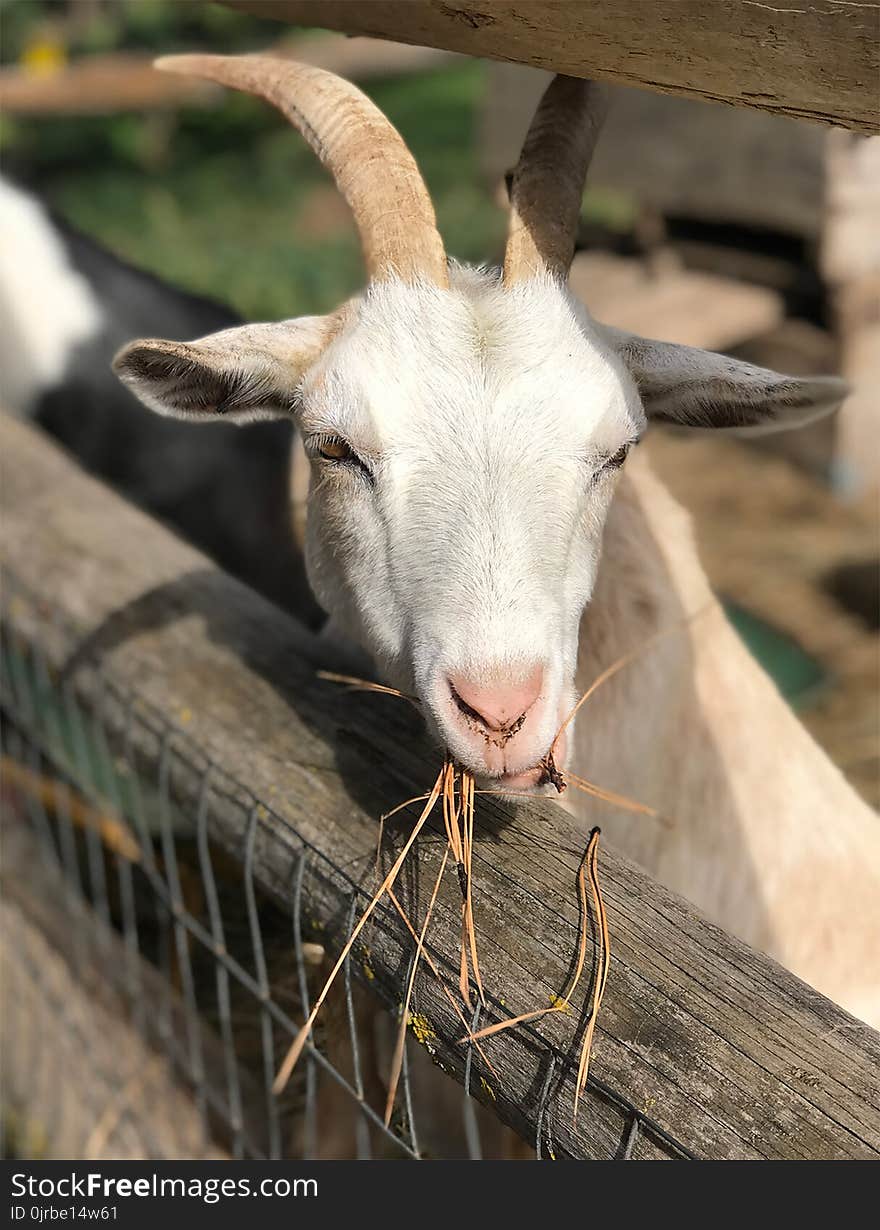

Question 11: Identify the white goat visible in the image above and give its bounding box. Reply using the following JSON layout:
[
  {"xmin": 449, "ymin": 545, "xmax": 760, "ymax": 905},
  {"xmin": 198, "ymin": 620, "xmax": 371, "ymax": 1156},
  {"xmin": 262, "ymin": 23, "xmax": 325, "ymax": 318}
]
[{"xmin": 115, "ymin": 56, "xmax": 880, "ymax": 1027}]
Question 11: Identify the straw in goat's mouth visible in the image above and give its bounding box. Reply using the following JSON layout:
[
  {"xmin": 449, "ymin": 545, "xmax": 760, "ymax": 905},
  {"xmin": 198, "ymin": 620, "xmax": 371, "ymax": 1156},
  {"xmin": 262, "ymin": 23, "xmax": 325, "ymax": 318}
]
[{"xmin": 277, "ymin": 608, "xmax": 708, "ymax": 1122}]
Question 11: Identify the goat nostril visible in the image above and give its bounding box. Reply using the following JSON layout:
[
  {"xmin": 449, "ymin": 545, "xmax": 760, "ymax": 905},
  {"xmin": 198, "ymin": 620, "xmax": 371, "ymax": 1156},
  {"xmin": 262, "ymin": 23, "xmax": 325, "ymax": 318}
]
[
  {"xmin": 447, "ymin": 665, "xmax": 544, "ymax": 734},
  {"xmin": 449, "ymin": 683, "xmax": 511, "ymax": 732}
]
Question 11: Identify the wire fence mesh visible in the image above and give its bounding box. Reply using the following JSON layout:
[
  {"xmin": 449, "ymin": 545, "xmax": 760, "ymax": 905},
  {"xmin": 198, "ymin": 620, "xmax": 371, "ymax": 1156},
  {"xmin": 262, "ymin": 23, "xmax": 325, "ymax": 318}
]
[{"xmin": 1, "ymin": 565, "xmax": 696, "ymax": 1161}]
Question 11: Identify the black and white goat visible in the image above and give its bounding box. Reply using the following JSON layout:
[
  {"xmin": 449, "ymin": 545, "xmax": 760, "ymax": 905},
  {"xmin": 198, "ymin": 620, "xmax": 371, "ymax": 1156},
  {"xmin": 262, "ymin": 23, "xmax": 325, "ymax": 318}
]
[{"xmin": 0, "ymin": 175, "xmax": 318, "ymax": 622}]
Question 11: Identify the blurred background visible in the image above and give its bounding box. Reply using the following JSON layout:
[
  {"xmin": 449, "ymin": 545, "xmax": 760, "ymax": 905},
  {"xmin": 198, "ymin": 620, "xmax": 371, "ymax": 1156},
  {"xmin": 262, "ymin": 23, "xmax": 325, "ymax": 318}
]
[{"xmin": 1, "ymin": 0, "xmax": 877, "ymax": 805}]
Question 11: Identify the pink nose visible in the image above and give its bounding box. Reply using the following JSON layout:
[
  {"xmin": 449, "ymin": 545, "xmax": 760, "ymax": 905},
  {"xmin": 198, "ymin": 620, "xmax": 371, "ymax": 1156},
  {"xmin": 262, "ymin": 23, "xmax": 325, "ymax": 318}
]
[{"xmin": 448, "ymin": 664, "xmax": 544, "ymax": 733}]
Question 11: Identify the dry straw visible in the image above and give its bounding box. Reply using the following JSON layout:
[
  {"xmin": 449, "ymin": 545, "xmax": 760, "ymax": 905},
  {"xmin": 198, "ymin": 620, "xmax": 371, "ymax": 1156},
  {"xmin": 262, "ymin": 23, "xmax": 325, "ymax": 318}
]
[{"xmin": 276, "ymin": 609, "xmax": 708, "ymax": 1120}]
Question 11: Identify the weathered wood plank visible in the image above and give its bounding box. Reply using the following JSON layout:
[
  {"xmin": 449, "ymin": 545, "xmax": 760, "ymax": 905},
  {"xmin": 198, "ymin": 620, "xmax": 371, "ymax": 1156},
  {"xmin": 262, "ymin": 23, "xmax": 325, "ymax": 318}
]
[
  {"xmin": 0, "ymin": 52, "xmax": 218, "ymax": 115},
  {"xmin": 2, "ymin": 415, "xmax": 879, "ymax": 1159},
  {"xmin": 227, "ymin": 0, "xmax": 880, "ymax": 134}
]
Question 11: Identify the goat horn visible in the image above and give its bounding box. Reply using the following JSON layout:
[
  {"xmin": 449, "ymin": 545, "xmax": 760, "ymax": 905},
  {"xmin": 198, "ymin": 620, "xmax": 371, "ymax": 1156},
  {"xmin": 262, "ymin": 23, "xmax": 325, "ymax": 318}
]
[
  {"xmin": 503, "ymin": 75, "xmax": 609, "ymax": 285},
  {"xmin": 156, "ymin": 53, "xmax": 448, "ymax": 287}
]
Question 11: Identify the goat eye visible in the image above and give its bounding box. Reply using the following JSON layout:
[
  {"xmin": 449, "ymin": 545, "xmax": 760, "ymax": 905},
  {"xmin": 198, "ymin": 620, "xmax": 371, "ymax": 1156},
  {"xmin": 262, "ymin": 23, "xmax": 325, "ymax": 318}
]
[
  {"xmin": 307, "ymin": 433, "xmax": 374, "ymax": 482},
  {"xmin": 590, "ymin": 441, "xmax": 632, "ymax": 485},
  {"xmin": 316, "ymin": 436, "xmax": 354, "ymax": 462}
]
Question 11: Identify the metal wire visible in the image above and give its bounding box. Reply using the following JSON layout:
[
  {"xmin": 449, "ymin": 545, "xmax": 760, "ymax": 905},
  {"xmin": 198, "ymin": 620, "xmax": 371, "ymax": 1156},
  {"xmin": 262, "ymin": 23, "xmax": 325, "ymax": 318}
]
[
  {"xmin": 244, "ymin": 803, "xmax": 283, "ymax": 1160},
  {"xmin": 343, "ymin": 892, "xmax": 373, "ymax": 1161},
  {"xmin": 195, "ymin": 766, "xmax": 247, "ymax": 1159}
]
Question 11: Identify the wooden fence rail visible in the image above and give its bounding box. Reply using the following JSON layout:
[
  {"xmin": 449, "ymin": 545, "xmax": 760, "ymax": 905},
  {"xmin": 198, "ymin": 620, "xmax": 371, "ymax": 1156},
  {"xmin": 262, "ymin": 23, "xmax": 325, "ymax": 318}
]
[
  {"xmin": 228, "ymin": 0, "xmax": 880, "ymax": 134},
  {"xmin": 2, "ymin": 414, "xmax": 879, "ymax": 1159}
]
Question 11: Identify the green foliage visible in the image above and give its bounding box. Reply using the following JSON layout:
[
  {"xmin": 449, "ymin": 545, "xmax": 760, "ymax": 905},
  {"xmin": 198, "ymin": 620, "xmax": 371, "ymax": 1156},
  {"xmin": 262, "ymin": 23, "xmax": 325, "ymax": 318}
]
[
  {"xmin": 3, "ymin": 3, "xmax": 504, "ymax": 318},
  {"xmin": 1, "ymin": 0, "xmax": 282, "ymax": 63}
]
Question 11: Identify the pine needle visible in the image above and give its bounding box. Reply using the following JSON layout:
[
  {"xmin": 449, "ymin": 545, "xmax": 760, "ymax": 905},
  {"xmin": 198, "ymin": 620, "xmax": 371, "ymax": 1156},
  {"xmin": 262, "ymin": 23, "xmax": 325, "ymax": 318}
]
[
  {"xmin": 574, "ymin": 828, "xmax": 609, "ymax": 1122},
  {"xmin": 443, "ymin": 759, "xmax": 463, "ymax": 861},
  {"xmin": 440, "ymin": 764, "xmax": 485, "ymax": 1008},
  {"xmin": 457, "ymin": 840, "xmax": 590, "ymax": 1045},
  {"xmin": 386, "ymin": 885, "xmax": 499, "ymax": 1080},
  {"xmin": 462, "ymin": 770, "xmax": 486, "ymax": 1005},
  {"xmin": 566, "ymin": 771, "xmax": 670, "ymax": 825},
  {"xmin": 551, "ymin": 601, "xmax": 714, "ymax": 757},
  {"xmin": 380, "ymin": 793, "xmax": 433, "ymax": 824},
  {"xmin": 450, "ymin": 829, "xmax": 611, "ymax": 1125},
  {"xmin": 459, "ymin": 916, "xmax": 472, "ymax": 1010},
  {"xmin": 377, "ymin": 792, "xmax": 432, "ymax": 874},
  {"xmin": 384, "ymin": 848, "xmax": 449, "ymax": 1126},
  {"xmin": 317, "ymin": 671, "xmax": 420, "ymax": 707},
  {"xmin": 273, "ymin": 765, "xmax": 445, "ymax": 1096},
  {"xmin": 475, "ymin": 788, "xmax": 554, "ymax": 801},
  {"xmin": 459, "ymin": 1004, "xmax": 566, "ymax": 1044}
]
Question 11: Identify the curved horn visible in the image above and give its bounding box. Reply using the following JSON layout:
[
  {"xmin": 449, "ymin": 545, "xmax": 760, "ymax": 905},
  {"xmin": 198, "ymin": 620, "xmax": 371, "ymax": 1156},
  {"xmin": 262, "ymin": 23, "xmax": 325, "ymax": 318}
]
[
  {"xmin": 503, "ymin": 75, "xmax": 608, "ymax": 284},
  {"xmin": 156, "ymin": 53, "xmax": 447, "ymax": 287}
]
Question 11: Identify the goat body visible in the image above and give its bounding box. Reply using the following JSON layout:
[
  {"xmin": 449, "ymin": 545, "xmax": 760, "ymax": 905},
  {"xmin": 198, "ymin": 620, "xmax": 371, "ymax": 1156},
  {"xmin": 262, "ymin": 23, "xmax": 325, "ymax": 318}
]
[{"xmin": 573, "ymin": 456, "xmax": 880, "ymax": 1027}]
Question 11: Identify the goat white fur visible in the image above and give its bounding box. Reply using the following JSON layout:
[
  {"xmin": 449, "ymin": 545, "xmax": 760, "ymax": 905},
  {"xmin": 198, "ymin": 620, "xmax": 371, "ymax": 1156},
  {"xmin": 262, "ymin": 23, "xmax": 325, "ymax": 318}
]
[{"xmin": 114, "ymin": 56, "xmax": 879, "ymax": 1028}]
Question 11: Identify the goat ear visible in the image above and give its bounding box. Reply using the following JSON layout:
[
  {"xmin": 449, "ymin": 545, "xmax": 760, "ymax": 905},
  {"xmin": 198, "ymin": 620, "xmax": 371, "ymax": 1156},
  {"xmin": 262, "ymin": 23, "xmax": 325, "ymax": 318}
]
[
  {"xmin": 607, "ymin": 328, "xmax": 848, "ymax": 435},
  {"xmin": 113, "ymin": 317, "xmax": 335, "ymax": 425}
]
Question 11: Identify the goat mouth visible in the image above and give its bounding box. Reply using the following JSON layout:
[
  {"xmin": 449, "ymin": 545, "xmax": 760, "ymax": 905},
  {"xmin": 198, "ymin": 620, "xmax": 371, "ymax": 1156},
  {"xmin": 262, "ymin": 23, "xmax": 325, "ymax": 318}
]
[
  {"xmin": 490, "ymin": 747, "xmax": 568, "ymax": 793},
  {"xmin": 489, "ymin": 765, "xmax": 549, "ymax": 792},
  {"xmin": 483, "ymin": 752, "xmax": 567, "ymax": 794},
  {"xmin": 497, "ymin": 767, "xmax": 541, "ymax": 787}
]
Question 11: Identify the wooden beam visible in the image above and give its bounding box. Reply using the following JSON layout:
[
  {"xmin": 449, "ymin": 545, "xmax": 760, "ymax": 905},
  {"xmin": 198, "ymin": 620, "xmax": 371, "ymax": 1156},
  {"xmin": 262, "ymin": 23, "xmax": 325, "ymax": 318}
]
[
  {"xmin": 0, "ymin": 37, "xmax": 457, "ymax": 116},
  {"xmin": 2, "ymin": 415, "xmax": 879, "ymax": 1159},
  {"xmin": 227, "ymin": 1, "xmax": 880, "ymax": 134},
  {"xmin": 0, "ymin": 52, "xmax": 217, "ymax": 116}
]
